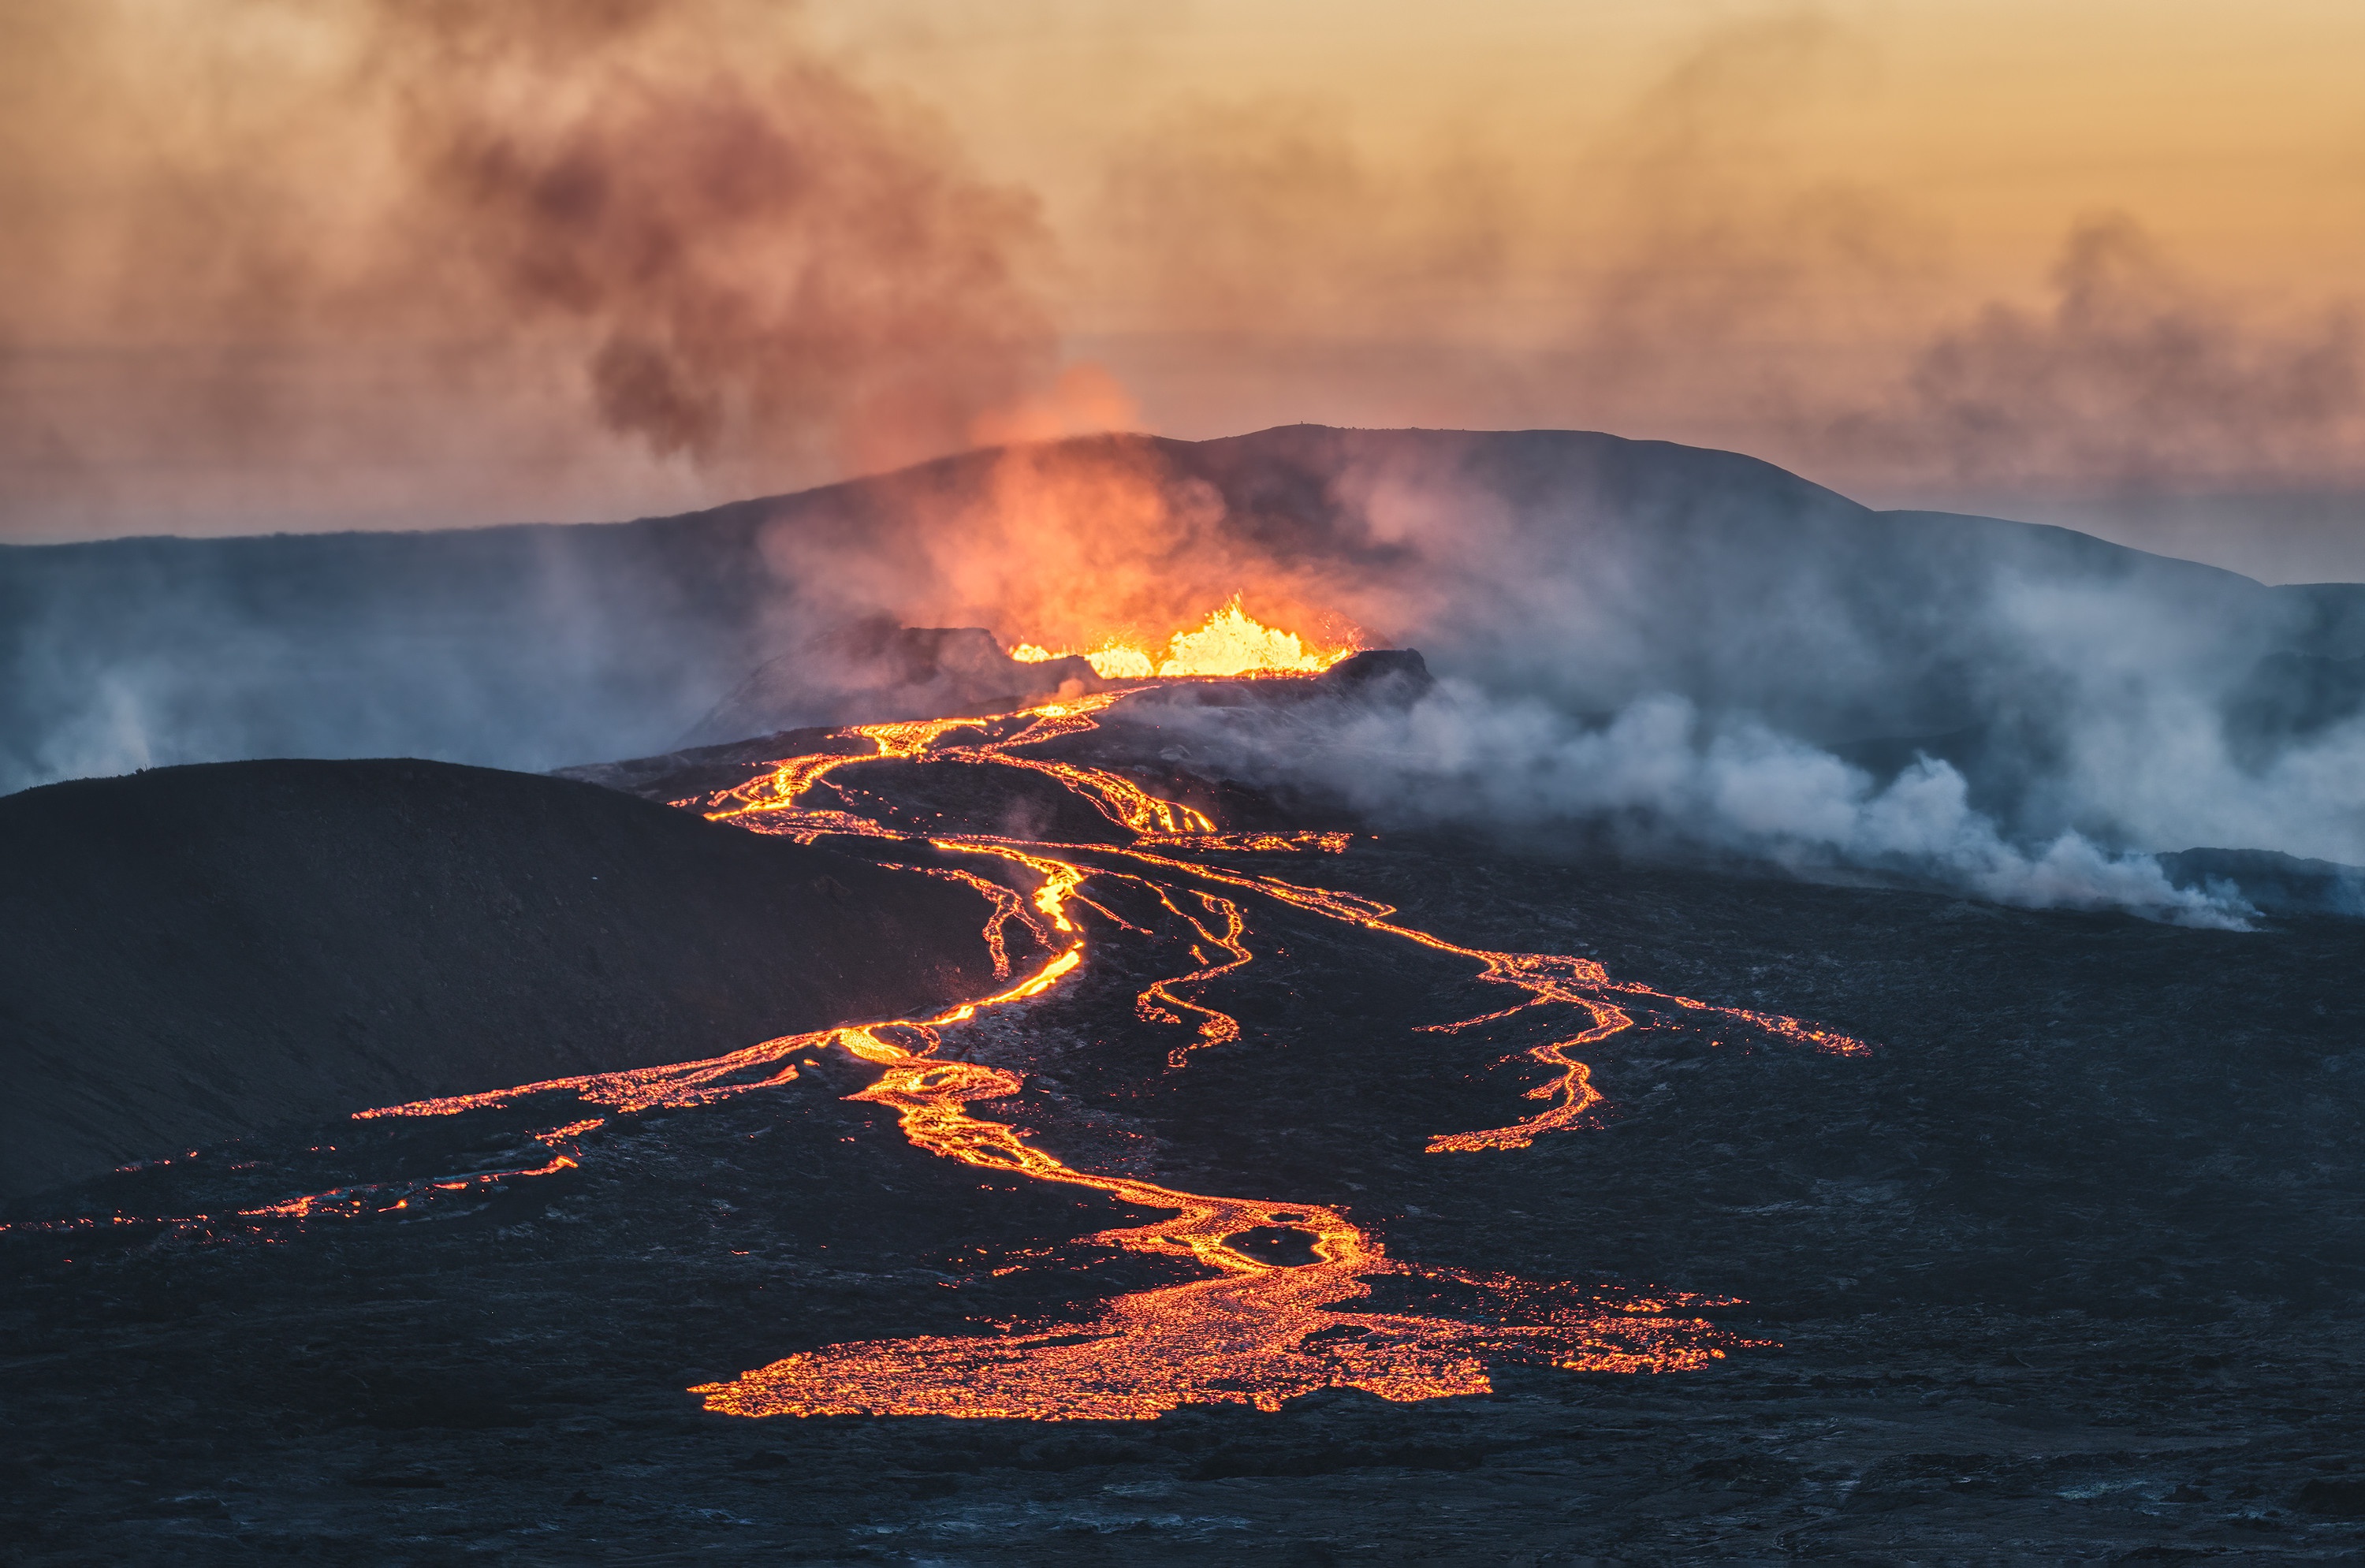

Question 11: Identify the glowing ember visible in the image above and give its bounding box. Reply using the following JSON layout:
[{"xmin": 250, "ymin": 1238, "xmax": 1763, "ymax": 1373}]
[
  {"xmin": 1013, "ymin": 598, "xmax": 1358, "ymax": 680},
  {"xmin": 346, "ymin": 684, "xmax": 1868, "ymax": 1421}
]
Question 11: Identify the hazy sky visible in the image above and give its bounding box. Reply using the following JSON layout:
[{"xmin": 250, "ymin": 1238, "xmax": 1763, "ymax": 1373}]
[
  {"xmin": 5, "ymin": 0, "xmax": 2363, "ymax": 576},
  {"xmin": 809, "ymin": 0, "xmax": 2365, "ymax": 300}
]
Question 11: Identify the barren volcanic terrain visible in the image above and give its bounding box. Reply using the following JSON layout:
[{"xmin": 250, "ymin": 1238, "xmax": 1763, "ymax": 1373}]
[
  {"xmin": 6, "ymin": 675, "xmax": 2364, "ymax": 1563},
  {"xmin": 0, "ymin": 758, "xmax": 1008, "ymax": 1197}
]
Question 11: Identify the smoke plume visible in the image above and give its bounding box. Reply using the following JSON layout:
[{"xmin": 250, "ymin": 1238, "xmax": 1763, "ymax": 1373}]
[
  {"xmin": 1142, "ymin": 685, "xmax": 2255, "ymax": 929},
  {"xmin": 0, "ymin": 0, "xmax": 1056, "ymax": 534},
  {"xmin": 1078, "ymin": 18, "xmax": 2365, "ymax": 508},
  {"xmin": 1813, "ymin": 214, "xmax": 2365, "ymax": 493}
]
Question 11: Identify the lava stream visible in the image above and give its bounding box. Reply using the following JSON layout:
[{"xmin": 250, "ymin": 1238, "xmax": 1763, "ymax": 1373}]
[
  {"xmin": 350, "ymin": 683, "xmax": 1863, "ymax": 1420},
  {"xmin": 363, "ymin": 834, "xmax": 1756, "ymax": 1419}
]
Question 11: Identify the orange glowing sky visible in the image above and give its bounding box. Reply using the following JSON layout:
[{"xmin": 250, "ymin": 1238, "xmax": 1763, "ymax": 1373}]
[
  {"xmin": 3, "ymin": 1, "xmax": 2363, "ymax": 575},
  {"xmin": 818, "ymin": 2, "xmax": 2365, "ymax": 489},
  {"xmin": 813, "ymin": 0, "xmax": 2365, "ymax": 305}
]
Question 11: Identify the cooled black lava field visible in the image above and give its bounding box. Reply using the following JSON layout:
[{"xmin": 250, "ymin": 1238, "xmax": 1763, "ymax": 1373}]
[{"xmin": 6, "ymin": 699, "xmax": 2365, "ymax": 1566}]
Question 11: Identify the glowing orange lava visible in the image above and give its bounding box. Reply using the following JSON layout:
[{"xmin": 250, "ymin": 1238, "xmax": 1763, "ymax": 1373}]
[
  {"xmin": 349, "ymin": 680, "xmax": 1868, "ymax": 1421},
  {"xmin": 234, "ymin": 1117, "xmax": 603, "ymax": 1220},
  {"xmin": 1012, "ymin": 598, "xmax": 1358, "ymax": 680}
]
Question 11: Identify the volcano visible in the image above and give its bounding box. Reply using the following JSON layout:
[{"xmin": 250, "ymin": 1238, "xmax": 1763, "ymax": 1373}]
[
  {"xmin": 6, "ymin": 432, "xmax": 2365, "ymax": 1561},
  {"xmin": 13, "ymin": 424, "xmax": 2365, "ymax": 818}
]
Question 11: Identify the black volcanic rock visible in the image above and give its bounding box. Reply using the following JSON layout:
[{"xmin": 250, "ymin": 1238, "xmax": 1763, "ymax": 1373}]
[
  {"xmin": 683, "ymin": 617, "xmax": 1104, "ymax": 744},
  {"xmin": 1317, "ymin": 647, "xmax": 1435, "ymax": 704},
  {"xmin": 0, "ymin": 758, "xmax": 1014, "ymax": 1197}
]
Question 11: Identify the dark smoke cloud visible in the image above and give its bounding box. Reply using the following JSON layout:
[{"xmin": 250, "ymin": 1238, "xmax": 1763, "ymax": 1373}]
[
  {"xmin": 381, "ymin": 1, "xmax": 1051, "ymax": 469},
  {"xmin": 1823, "ymin": 214, "xmax": 2365, "ymax": 492},
  {"xmin": 0, "ymin": 0, "xmax": 1055, "ymax": 536}
]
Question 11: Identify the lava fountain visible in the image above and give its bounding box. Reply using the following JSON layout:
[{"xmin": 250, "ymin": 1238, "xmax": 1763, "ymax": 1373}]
[{"xmin": 1010, "ymin": 597, "xmax": 1360, "ymax": 680}]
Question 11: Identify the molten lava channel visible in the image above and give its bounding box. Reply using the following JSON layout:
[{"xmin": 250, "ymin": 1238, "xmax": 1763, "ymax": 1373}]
[{"xmin": 357, "ymin": 673, "xmax": 1868, "ymax": 1421}]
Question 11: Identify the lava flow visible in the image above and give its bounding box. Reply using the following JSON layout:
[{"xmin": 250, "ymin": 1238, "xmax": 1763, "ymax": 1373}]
[
  {"xmin": 357, "ymin": 669, "xmax": 1868, "ymax": 1422},
  {"xmin": 1012, "ymin": 597, "xmax": 1358, "ymax": 680}
]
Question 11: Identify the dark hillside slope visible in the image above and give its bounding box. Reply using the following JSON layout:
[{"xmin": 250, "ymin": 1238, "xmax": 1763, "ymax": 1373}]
[{"xmin": 0, "ymin": 760, "xmax": 1008, "ymax": 1197}]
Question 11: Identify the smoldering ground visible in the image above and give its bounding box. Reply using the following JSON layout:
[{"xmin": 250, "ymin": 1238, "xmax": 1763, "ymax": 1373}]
[{"xmin": 1078, "ymin": 17, "xmax": 2365, "ymax": 520}]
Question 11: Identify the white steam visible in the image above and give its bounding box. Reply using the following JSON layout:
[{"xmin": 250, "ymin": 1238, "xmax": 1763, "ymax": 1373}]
[{"xmin": 1158, "ymin": 683, "xmax": 2255, "ymax": 929}]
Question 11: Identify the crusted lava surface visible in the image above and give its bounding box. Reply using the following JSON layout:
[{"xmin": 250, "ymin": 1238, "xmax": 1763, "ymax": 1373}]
[{"xmin": 4, "ymin": 715, "xmax": 2363, "ymax": 1563}]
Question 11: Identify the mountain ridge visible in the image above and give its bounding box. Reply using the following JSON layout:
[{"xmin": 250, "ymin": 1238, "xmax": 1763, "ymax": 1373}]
[{"xmin": 7, "ymin": 424, "xmax": 2362, "ymax": 861}]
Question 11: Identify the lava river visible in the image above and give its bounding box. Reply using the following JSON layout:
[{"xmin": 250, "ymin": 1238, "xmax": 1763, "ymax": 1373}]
[{"xmin": 356, "ymin": 687, "xmax": 1868, "ymax": 1421}]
